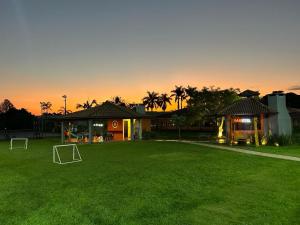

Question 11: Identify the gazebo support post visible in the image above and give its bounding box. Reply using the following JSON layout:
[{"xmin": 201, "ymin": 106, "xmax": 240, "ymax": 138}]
[
  {"xmin": 225, "ymin": 116, "xmax": 231, "ymax": 143},
  {"xmin": 253, "ymin": 117, "xmax": 259, "ymax": 147},
  {"xmin": 61, "ymin": 121, "xmax": 65, "ymax": 144},
  {"xmin": 138, "ymin": 119, "xmax": 143, "ymax": 140},
  {"xmin": 130, "ymin": 118, "xmax": 134, "ymax": 140},
  {"xmin": 88, "ymin": 120, "xmax": 93, "ymax": 144}
]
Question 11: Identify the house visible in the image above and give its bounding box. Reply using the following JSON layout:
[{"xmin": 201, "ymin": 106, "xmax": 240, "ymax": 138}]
[{"xmin": 59, "ymin": 101, "xmax": 148, "ymax": 143}]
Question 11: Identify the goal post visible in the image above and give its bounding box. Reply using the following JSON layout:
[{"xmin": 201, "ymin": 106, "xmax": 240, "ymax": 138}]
[
  {"xmin": 10, "ymin": 138, "xmax": 28, "ymax": 150},
  {"xmin": 53, "ymin": 144, "xmax": 82, "ymax": 164}
]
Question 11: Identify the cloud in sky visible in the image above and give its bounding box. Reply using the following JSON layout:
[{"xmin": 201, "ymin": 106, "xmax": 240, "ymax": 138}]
[{"xmin": 288, "ymin": 85, "xmax": 300, "ymax": 91}]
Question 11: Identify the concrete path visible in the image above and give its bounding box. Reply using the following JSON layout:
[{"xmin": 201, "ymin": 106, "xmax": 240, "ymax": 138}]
[{"xmin": 156, "ymin": 140, "xmax": 300, "ymax": 162}]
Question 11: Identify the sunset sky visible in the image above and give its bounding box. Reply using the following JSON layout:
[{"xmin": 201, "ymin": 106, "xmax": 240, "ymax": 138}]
[{"xmin": 0, "ymin": 0, "xmax": 299, "ymax": 115}]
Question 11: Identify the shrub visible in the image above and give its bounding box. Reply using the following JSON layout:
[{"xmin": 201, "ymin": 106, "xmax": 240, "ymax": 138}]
[
  {"xmin": 142, "ymin": 131, "xmax": 157, "ymax": 140},
  {"xmin": 268, "ymin": 135, "xmax": 293, "ymax": 146}
]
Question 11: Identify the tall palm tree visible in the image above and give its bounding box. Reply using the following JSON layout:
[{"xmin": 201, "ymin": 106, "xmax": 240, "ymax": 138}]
[
  {"xmin": 76, "ymin": 99, "xmax": 97, "ymax": 109},
  {"xmin": 40, "ymin": 101, "xmax": 52, "ymax": 114},
  {"xmin": 158, "ymin": 93, "xmax": 172, "ymax": 112},
  {"xmin": 142, "ymin": 91, "xmax": 159, "ymax": 111},
  {"xmin": 171, "ymin": 85, "xmax": 185, "ymax": 110}
]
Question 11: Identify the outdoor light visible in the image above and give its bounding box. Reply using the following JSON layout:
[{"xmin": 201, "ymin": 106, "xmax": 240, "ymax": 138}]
[
  {"xmin": 233, "ymin": 118, "xmax": 251, "ymax": 123},
  {"xmin": 241, "ymin": 118, "xmax": 251, "ymax": 123},
  {"xmin": 93, "ymin": 123, "xmax": 104, "ymax": 127},
  {"xmin": 217, "ymin": 138, "xmax": 226, "ymax": 144}
]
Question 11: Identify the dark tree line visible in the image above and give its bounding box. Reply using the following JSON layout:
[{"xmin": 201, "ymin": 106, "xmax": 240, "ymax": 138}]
[
  {"xmin": 261, "ymin": 92, "xmax": 300, "ymax": 108},
  {"xmin": 0, "ymin": 99, "xmax": 35, "ymax": 130}
]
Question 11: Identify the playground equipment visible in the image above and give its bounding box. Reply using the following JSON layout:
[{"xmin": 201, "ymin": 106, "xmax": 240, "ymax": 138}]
[
  {"xmin": 53, "ymin": 144, "xmax": 82, "ymax": 164},
  {"xmin": 10, "ymin": 138, "xmax": 28, "ymax": 150}
]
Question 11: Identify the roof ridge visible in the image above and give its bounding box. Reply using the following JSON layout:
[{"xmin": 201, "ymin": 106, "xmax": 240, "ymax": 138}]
[
  {"xmin": 115, "ymin": 103, "xmax": 144, "ymax": 116},
  {"xmin": 63, "ymin": 101, "xmax": 144, "ymax": 119}
]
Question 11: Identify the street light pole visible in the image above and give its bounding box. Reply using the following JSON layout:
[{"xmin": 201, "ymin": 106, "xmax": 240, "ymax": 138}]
[{"xmin": 62, "ymin": 95, "xmax": 67, "ymax": 115}]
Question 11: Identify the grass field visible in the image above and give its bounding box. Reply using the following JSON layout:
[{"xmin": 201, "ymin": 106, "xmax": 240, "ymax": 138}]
[{"xmin": 0, "ymin": 139, "xmax": 300, "ymax": 225}]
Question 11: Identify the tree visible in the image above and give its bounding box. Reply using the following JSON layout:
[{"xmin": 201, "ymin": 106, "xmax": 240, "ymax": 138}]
[
  {"xmin": 185, "ymin": 86, "xmax": 197, "ymax": 99},
  {"xmin": 40, "ymin": 101, "xmax": 52, "ymax": 114},
  {"xmin": 57, "ymin": 107, "xmax": 72, "ymax": 115},
  {"xmin": 111, "ymin": 96, "xmax": 126, "ymax": 107},
  {"xmin": 171, "ymin": 85, "xmax": 186, "ymax": 110},
  {"xmin": 158, "ymin": 93, "xmax": 172, "ymax": 111},
  {"xmin": 0, "ymin": 107, "xmax": 35, "ymax": 130},
  {"xmin": 76, "ymin": 100, "xmax": 97, "ymax": 109},
  {"xmin": 142, "ymin": 91, "xmax": 160, "ymax": 111},
  {"xmin": 186, "ymin": 87, "xmax": 240, "ymax": 126},
  {"xmin": 0, "ymin": 99, "xmax": 15, "ymax": 113},
  {"xmin": 171, "ymin": 114, "xmax": 186, "ymax": 139}
]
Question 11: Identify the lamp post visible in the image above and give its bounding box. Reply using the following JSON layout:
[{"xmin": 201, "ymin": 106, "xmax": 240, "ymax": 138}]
[{"xmin": 62, "ymin": 95, "xmax": 67, "ymax": 115}]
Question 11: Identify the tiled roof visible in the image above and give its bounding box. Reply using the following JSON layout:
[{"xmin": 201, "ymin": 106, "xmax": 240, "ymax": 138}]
[
  {"xmin": 63, "ymin": 101, "xmax": 144, "ymax": 120},
  {"xmin": 219, "ymin": 98, "xmax": 275, "ymax": 116}
]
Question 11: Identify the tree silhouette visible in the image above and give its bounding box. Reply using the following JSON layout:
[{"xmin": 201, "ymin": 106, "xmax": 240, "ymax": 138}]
[
  {"xmin": 40, "ymin": 101, "xmax": 52, "ymax": 114},
  {"xmin": 142, "ymin": 91, "xmax": 160, "ymax": 111},
  {"xmin": 185, "ymin": 86, "xmax": 197, "ymax": 99},
  {"xmin": 158, "ymin": 93, "xmax": 172, "ymax": 112},
  {"xmin": 76, "ymin": 100, "xmax": 97, "ymax": 109},
  {"xmin": 0, "ymin": 99, "xmax": 15, "ymax": 113},
  {"xmin": 57, "ymin": 107, "xmax": 72, "ymax": 115},
  {"xmin": 171, "ymin": 85, "xmax": 186, "ymax": 110},
  {"xmin": 111, "ymin": 96, "xmax": 126, "ymax": 107}
]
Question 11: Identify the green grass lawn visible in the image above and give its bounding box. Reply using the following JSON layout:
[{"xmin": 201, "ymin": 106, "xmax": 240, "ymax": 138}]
[{"xmin": 0, "ymin": 139, "xmax": 300, "ymax": 225}]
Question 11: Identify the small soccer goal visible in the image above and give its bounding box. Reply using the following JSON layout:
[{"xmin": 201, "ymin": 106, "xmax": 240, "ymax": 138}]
[
  {"xmin": 10, "ymin": 138, "xmax": 28, "ymax": 150},
  {"xmin": 53, "ymin": 144, "xmax": 82, "ymax": 165}
]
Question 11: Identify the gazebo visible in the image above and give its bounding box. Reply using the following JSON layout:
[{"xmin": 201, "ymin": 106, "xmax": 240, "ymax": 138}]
[
  {"xmin": 217, "ymin": 98, "xmax": 275, "ymax": 145},
  {"xmin": 59, "ymin": 101, "xmax": 145, "ymax": 144}
]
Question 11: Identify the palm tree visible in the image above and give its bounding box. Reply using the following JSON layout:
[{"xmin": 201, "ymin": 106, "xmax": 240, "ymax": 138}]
[
  {"xmin": 40, "ymin": 101, "xmax": 52, "ymax": 114},
  {"xmin": 185, "ymin": 86, "xmax": 197, "ymax": 98},
  {"xmin": 171, "ymin": 85, "xmax": 185, "ymax": 110},
  {"xmin": 76, "ymin": 99, "xmax": 97, "ymax": 109},
  {"xmin": 158, "ymin": 93, "xmax": 172, "ymax": 112},
  {"xmin": 142, "ymin": 91, "xmax": 159, "ymax": 111},
  {"xmin": 57, "ymin": 107, "xmax": 72, "ymax": 115}
]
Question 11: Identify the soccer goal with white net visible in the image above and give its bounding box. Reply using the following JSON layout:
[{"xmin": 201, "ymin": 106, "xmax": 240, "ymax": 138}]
[
  {"xmin": 53, "ymin": 144, "xmax": 82, "ymax": 164},
  {"xmin": 10, "ymin": 138, "xmax": 28, "ymax": 150}
]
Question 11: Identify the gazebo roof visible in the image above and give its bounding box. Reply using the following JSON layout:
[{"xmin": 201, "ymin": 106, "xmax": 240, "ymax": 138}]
[
  {"xmin": 63, "ymin": 101, "xmax": 145, "ymax": 120},
  {"xmin": 239, "ymin": 89, "xmax": 260, "ymax": 98},
  {"xmin": 218, "ymin": 98, "xmax": 275, "ymax": 116}
]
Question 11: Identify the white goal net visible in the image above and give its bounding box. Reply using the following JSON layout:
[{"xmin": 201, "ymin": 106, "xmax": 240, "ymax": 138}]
[
  {"xmin": 10, "ymin": 138, "xmax": 28, "ymax": 150},
  {"xmin": 53, "ymin": 144, "xmax": 82, "ymax": 164}
]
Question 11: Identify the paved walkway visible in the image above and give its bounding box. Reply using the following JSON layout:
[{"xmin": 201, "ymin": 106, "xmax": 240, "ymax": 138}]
[{"xmin": 156, "ymin": 140, "xmax": 300, "ymax": 162}]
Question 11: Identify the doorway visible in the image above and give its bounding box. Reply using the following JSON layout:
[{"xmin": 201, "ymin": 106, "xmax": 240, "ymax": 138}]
[{"xmin": 123, "ymin": 119, "xmax": 131, "ymax": 140}]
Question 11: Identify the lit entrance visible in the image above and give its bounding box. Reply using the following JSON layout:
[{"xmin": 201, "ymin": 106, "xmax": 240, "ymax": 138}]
[{"xmin": 123, "ymin": 119, "xmax": 131, "ymax": 140}]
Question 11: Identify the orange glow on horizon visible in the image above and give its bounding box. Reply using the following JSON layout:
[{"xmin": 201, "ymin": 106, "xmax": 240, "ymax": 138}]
[{"xmin": 2, "ymin": 69, "xmax": 299, "ymax": 115}]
